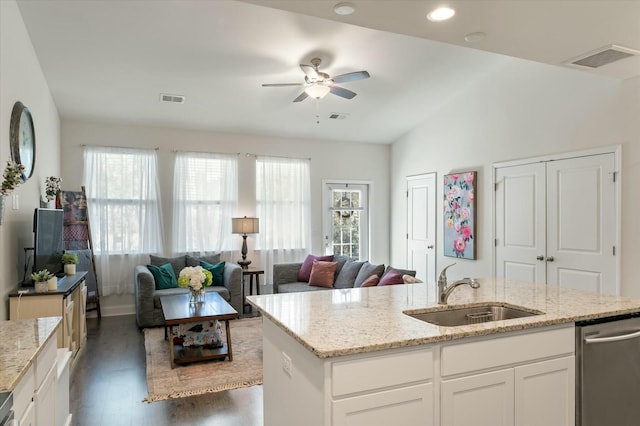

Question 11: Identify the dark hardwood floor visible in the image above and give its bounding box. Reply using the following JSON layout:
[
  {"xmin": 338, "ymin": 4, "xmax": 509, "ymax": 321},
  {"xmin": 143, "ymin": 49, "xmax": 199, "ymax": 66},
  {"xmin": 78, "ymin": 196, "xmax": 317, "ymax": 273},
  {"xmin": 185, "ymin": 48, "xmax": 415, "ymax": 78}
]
[{"xmin": 70, "ymin": 314, "xmax": 263, "ymax": 426}]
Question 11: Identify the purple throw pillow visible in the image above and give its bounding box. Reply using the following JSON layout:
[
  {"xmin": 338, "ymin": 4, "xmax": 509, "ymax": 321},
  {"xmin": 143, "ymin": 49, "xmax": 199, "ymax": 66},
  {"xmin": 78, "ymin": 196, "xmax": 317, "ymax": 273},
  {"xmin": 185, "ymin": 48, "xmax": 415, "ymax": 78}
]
[
  {"xmin": 298, "ymin": 254, "xmax": 334, "ymax": 282},
  {"xmin": 378, "ymin": 270, "xmax": 405, "ymax": 286}
]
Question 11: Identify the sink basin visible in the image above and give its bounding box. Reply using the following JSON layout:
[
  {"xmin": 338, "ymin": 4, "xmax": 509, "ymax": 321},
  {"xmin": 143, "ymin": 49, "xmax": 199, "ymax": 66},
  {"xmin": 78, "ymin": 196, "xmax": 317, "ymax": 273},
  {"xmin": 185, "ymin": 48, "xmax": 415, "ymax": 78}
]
[{"xmin": 405, "ymin": 304, "xmax": 543, "ymax": 327}]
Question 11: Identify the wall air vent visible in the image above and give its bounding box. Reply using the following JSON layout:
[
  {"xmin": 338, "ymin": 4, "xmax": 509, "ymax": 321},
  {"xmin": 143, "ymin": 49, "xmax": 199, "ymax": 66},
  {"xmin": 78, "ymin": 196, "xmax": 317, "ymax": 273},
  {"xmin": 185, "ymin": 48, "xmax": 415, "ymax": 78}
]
[
  {"xmin": 160, "ymin": 93, "xmax": 185, "ymax": 104},
  {"xmin": 565, "ymin": 44, "xmax": 640, "ymax": 69},
  {"xmin": 329, "ymin": 112, "xmax": 349, "ymax": 120}
]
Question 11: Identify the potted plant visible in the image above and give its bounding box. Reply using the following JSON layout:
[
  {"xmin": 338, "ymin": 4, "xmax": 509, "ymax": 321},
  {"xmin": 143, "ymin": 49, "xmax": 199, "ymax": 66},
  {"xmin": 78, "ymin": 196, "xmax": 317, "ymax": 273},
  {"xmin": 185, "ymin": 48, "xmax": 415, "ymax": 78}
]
[
  {"xmin": 31, "ymin": 269, "xmax": 55, "ymax": 293},
  {"xmin": 61, "ymin": 252, "xmax": 78, "ymax": 275}
]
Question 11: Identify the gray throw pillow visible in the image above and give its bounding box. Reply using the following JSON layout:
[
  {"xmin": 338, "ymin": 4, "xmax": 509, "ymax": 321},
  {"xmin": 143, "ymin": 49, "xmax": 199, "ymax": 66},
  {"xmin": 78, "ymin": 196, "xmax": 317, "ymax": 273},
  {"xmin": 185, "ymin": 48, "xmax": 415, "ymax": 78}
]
[
  {"xmin": 354, "ymin": 262, "xmax": 385, "ymax": 288},
  {"xmin": 333, "ymin": 254, "xmax": 351, "ymax": 277},
  {"xmin": 186, "ymin": 252, "xmax": 222, "ymax": 267},
  {"xmin": 150, "ymin": 255, "xmax": 187, "ymax": 280},
  {"xmin": 383, "ymin": 266, "xmax": 416, "ymax": 278},
  {"xmin": 334, "ymin": 260, "xmax": 365, "ymax": 289}
]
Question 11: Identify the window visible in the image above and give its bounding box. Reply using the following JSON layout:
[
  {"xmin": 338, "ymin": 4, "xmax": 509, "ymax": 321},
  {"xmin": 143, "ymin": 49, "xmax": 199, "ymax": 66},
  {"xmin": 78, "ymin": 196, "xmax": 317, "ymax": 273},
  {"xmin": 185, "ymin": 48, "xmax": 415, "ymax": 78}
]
[
  {"xmin": 172, "ymin": 152, "xmax": 238, "ymax": 253},
  {"xmin": 83, "ymin": 147, "xmax": 163, "ymax": 255},
  {"xmin": 323, "ymin": 182, "xmax": 369, "ymax": 260},
  {"xmin": 256, "ymin": 156, "xmax": 311, "ymax": 276}
]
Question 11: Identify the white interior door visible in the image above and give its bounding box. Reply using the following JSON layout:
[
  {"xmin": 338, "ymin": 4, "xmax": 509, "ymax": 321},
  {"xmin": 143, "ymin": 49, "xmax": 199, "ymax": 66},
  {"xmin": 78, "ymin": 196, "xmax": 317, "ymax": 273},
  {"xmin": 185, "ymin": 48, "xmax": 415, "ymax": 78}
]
[
  {"xmin": 546, "ymin": 154, "xmax": 617, "ymax": 294},
  {"xmin": 407, "ymin": 174, "xmax": 436, "ymax": 285},
  {"xmin": 495, "ymin": 163, "xmax": 546, "ymax": 283}
]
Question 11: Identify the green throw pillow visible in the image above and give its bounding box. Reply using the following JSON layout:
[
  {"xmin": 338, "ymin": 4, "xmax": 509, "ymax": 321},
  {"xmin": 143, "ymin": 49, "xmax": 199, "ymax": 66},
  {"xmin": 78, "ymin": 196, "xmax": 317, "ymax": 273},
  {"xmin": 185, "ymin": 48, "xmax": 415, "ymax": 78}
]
[
  {"xmin": 200, "ymin": 260, "xmax": 226, "ymax": 286},
  {"xmin": 148, "ymin": 263, "xmax": 178, "ymax": 290}
]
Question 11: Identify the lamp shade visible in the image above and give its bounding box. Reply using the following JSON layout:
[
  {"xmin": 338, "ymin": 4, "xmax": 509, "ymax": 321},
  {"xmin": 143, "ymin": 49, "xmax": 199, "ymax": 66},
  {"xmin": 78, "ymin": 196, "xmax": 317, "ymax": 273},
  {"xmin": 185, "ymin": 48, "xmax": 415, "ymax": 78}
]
[
  {"xmin": 232, "ymin": 216, "xmax": 259, "ymax": 234},
  {"xmin": 305, "ymin": 84, "xmax": 330, "ymax": 99}
]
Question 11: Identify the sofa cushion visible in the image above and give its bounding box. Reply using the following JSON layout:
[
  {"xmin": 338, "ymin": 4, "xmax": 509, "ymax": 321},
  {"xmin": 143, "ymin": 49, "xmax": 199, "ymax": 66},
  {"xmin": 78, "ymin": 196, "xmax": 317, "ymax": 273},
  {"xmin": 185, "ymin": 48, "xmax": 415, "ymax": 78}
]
[
  {"xmin": 360, "ymin": 274, "xmax": 380, "ymax": 287},
  {"xmin": 187, "ymin": 252, "xmax": 222, "ymax": 267},
  {"xmin": 383, "ymin": 266, "xmax": 417, "ymax": 278},
  {"xmin": 378, "ymin": 270, "xmax": 405, "ymax": 286},
  {"xmin": 403, "ymin": 275, "xmax": 423, "ymax": 283},
  {"xmin": 150, "ymin": 254, "xmax": 187, "ymax": 279},
  {"xmin": 354, "ymin": 262, "xmax": 385, "ymax": 288},
  {"xmin": 334, "ymin": 260, "xmax": 365, "ymax": 289},
  {"xmin": 277, "ymin": 282, "xmax": 328, "ymax": 293},
  {"xmin": 298, "ymin": 254, "xmax": 334, "ymax": 282},
  {"xmin": 333, "ymin": 254, "xmax": 351, "ymax": 277},
  {"xmin": 200, "ymin": 260, "xmax": 226, "ymax": 286},
  {"xmin": 309, "ymin": 260, "xmax": 338, "ymax": 288},
  {"xmin": 147, "ymin": 263, "xmax": 178, "ymax": 290},
  {"xmin": 153, "ymin": 286, "xmax": 231, "ymax": 309}
]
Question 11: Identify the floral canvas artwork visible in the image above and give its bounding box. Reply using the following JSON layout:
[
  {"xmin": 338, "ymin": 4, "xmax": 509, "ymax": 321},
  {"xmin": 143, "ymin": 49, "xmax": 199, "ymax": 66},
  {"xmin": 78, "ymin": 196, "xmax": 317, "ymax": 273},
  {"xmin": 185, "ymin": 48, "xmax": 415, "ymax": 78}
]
[{"xmin": 443, "ymin": 171, "xmax": 476, "ymax": 259}]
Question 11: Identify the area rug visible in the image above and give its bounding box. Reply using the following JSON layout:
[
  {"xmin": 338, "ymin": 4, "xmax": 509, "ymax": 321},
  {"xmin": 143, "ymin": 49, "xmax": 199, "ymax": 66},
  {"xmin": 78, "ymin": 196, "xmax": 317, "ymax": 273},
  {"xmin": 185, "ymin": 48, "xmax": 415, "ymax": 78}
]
[{"xmin": 143, "ymin": 317, "xmax": 263, "ymax": 402}]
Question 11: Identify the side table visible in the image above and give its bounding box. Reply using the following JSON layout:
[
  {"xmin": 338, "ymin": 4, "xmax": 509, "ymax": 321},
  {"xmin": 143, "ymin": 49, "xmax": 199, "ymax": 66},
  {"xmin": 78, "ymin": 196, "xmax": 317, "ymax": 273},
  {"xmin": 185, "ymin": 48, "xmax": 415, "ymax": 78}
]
[{"xmin": 242, "ymin": 268, "xmax": 264, "ymax": 313}]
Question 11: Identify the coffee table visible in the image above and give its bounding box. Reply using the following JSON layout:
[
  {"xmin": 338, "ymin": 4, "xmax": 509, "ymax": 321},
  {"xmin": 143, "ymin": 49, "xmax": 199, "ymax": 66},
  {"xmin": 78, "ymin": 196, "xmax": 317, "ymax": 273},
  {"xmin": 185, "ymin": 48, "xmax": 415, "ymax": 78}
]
[{"xmin": 160, "ymin": 292, "xmax": 238, "ymax": 369}]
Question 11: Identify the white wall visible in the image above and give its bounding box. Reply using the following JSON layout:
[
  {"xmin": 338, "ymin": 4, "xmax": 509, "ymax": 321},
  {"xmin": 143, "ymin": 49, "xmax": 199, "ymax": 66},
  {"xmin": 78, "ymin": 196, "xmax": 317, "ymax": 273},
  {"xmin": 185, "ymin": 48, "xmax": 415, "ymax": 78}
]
[
  {"xmin": 390, "ymin": 58, "xmax": 640, "ymax": 297},
  {"xmin": 0, "ymin": 0, "xmax": 61, "ymax": 320},
  {"xmin": 60, "ymin": 120, "xmax": 390, "ymax": 313}
]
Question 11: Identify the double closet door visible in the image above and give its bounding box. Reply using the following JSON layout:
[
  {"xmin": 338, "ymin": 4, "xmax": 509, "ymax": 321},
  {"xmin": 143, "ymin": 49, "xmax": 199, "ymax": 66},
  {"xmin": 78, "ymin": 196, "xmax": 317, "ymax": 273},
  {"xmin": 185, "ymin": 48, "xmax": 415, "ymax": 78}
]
[{"xmin": 495, "ymin": 152, "xmax": 617, "ymax": 295}]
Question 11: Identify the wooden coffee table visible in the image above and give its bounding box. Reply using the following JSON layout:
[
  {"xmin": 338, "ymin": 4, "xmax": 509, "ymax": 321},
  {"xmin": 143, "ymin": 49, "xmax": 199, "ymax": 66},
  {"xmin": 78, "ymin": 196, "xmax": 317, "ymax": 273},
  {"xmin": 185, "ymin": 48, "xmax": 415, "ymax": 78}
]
[{"xmin": 160, "ymin": 292, "xmax": 238, "ymax": 369}]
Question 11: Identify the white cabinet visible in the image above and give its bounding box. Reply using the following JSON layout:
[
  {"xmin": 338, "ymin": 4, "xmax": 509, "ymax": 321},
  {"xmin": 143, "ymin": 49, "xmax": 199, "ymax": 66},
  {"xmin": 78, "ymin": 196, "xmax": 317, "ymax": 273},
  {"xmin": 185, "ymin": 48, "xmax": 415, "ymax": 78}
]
[
  {"xmin": 514, "ymin": 357, "xmax": 575, "ymax": 426},
  {"xmin": 34, "ymin": 363, "xmax": 56, "ymax": 425},
  {"xmin": 19, "ymin": 400, "xmax": 36, "ymax": 426},
  {"xmin": 441, "ymin": 369, "xmax": 514, "ymax": 426},
  {"xmin": 440, "ymin": 325, "xmax": 575, "ymax": 426},
  {"xmin": 334, "ymin": 383, "xmax": 433, "ymax": 426}
]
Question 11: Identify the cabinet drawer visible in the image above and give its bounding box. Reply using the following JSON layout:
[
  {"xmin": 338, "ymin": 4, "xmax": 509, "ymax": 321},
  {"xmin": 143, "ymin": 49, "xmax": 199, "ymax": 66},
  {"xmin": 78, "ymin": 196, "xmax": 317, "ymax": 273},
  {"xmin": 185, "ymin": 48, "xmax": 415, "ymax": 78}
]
[
  {"xmin": 441, "ymin": 325, "xmax": 574, "ymax": 377},
  {"xmin": 333, "ymin": 348, "xmax": 433, "ymax": 397},
  {"xmin": 35, "ymin": 335, "xmax": 57, "ymax": 388},
  {"xmin": 333, "ymin": 383, "xmax": 434, "ymax": 426},
  {"xmin": 13, "ymin": 365, "xmax": 35, "ymax": 420}
]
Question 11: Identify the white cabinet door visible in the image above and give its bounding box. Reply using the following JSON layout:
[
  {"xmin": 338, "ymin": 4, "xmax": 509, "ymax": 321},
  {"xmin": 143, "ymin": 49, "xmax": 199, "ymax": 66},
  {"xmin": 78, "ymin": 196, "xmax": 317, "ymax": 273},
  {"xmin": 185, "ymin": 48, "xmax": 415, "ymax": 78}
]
[
  {"xmin": 514, "ymin": 356, "xmax": 575, "ymax": 426},
  {"xmin": 407, "ymin": 173, "xmax": 437, "ymax": 285},
  {"xmin": 495, "ymin": 163, "xmax": 546, "ymax": 283},
  {"xmin": 35, "ymin": 364, "xmax": 57, "ymax": 426},
  {"xmin": 441, "ymin": 369, "xmax": 514, "ymax": 426},
  {"xmin": 19, "ymin": 400, "xmax": 36, "ymax": 426},
  {"xmin": 333, "ymin": 383, "xmax": 433, "ymax": 426}
]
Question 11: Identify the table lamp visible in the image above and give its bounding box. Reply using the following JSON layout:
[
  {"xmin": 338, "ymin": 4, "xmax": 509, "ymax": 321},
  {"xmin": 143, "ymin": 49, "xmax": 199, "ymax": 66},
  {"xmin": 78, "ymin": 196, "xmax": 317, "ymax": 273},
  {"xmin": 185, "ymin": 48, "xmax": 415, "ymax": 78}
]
[{"xmin": 232, "ymin": 216, "xmax": 259, "ymax": 269}]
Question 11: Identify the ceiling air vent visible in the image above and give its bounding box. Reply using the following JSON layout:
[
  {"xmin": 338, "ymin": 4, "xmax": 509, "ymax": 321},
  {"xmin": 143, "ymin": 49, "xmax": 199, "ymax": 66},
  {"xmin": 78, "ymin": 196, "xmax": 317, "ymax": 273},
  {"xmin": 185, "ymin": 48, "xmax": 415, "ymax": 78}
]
[
  {"xmin": 329, "ymin": 112, "xmax": 349, "ymax": 120},
  {"xmin": 566, "ymin": 44, "xmax": 640, "ymax": 69},
  {"xmin": 160, "ymin": 93, "xmax": 185, "ymax": 104}
]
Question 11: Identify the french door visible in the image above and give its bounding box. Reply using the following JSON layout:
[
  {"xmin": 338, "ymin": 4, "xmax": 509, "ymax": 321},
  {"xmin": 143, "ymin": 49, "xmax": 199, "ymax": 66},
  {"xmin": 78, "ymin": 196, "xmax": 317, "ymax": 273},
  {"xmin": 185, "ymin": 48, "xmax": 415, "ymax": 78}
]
[
  {"xmin": 495, "ymin": 152, "xmax": 618, "ymax": 295},
  {"xmin": 323, "ymin": 182, "xmax": 369, "ymax": 260}
]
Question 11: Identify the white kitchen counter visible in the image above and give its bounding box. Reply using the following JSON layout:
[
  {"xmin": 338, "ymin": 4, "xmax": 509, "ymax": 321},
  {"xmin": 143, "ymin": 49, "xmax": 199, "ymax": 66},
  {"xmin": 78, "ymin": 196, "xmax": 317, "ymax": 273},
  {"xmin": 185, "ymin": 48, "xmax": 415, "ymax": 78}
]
[{"xmin": 247, "ymin": 279, "xmax": 640, "ymax": 358}]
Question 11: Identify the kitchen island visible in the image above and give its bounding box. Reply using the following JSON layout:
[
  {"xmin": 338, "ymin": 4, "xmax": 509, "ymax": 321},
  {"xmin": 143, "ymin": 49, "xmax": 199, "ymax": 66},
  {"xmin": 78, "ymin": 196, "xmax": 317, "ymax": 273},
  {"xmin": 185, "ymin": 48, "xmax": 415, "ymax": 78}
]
[{"xmin": 247, "ymin": 279, "xmax": 640, "ymax": 426}]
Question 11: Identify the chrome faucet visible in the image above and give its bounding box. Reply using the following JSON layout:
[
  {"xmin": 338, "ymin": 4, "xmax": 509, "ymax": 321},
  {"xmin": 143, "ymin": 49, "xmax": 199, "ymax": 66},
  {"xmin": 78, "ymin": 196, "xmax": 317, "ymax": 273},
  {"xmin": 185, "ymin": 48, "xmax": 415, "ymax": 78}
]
[{"xmin": 437, "ymin": 263, "xmax": 480, "ymax": 304}]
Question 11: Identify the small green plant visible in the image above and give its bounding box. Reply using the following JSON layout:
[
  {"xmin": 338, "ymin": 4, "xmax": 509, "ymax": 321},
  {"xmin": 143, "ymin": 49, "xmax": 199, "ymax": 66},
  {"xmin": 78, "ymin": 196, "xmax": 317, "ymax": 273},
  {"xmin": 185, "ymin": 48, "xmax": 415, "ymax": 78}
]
[
  {"xmin": 31, "ymin": 269, "xmax": 55, "ymax": 282},
  {"xmin": 61, "ymin": 252, "xmax": 79, "ymax": 265}
]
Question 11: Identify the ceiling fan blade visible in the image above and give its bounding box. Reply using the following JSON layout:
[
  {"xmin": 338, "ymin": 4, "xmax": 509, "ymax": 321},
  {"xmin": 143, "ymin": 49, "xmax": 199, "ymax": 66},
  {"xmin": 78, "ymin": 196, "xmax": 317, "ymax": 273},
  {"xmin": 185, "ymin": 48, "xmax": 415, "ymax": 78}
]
[
  {"xmin": 262, "ymin": 83, "xmax": 303, "ymax": 87},
  {"xmin": 329, "ymin": 85, "xmax": 357, "ymax": 99},
  {"xmin": 300, "ymin": 64, "xmax": 319, "ymax": 80},
  {"xmin": 332, "ymin": 71, "xmax": 370, "ymax": 84},
  {"xmin": 293, "ymin": 91, "xmax": 309, "ymax": 102}
]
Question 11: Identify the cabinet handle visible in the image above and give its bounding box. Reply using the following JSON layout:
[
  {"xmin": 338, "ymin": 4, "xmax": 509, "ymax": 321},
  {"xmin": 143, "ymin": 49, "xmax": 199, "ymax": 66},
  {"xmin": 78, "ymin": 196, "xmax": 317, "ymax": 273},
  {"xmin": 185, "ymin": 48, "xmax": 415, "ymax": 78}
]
[
  {"xmin": 546, "ymin": 256, "xmax": 555, "ymax": 262},
  {"xmin": 536, "ymin": 255, "xmax": 544, "ymax": 261}
]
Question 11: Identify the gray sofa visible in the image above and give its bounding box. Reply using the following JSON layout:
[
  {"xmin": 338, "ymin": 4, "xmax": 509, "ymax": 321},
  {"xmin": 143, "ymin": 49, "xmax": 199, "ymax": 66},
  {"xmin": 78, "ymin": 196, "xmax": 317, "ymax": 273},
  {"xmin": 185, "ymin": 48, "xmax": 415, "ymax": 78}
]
[
  {"xmin": 273, "ymin": 255, "xmax": 416, "ymax": 294},
  {"xmin": 134, "ymin": 253, "xmax": 243, "ymax": 328}
]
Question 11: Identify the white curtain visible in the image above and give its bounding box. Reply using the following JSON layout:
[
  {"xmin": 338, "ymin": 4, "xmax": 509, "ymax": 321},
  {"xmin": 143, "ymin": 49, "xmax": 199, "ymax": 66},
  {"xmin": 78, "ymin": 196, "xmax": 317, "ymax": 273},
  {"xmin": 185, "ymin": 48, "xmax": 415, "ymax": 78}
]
[
  {"xmin": 172, "ymin": 151, "xmax": 238, "ymax": 254},
  {"xmin": 256, "ymin": 156, "xmax": 311, "ymax": 278},
  {"xmin": 83, "ymin": 146, "xmax": 163, "ymax": 296}
]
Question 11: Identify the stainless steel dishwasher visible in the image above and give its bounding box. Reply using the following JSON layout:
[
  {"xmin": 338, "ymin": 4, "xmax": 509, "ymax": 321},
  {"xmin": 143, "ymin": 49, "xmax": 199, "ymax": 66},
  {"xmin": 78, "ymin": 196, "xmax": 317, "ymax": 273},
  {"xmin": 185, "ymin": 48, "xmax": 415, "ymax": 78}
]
[{"xmin": 576, "ymin": 314, "xmax": 640, "ymax": 426}]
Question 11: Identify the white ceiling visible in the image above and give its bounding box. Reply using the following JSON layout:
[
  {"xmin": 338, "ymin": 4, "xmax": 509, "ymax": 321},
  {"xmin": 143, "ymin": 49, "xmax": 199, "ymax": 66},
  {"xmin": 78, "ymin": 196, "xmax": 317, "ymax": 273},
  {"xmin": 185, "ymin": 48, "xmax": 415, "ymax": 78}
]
[{"xmin": 16, "ymin": 0, "xmax": 640, "ymax": 145}]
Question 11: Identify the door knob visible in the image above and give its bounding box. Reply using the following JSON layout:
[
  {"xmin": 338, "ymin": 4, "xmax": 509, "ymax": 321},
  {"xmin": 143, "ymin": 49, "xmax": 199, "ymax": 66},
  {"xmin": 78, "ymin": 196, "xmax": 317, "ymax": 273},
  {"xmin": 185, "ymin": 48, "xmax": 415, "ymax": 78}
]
[
  {"xmin": 546, "ymin": 256, "xmax": 555, "ymax": 262},
  {"xmin": 536, "ymin": 255, "xmax": 544, "ymax": 261},
  {"xmin": 427, "ymin": 245, "xmax": 434, "ymax": 249}
]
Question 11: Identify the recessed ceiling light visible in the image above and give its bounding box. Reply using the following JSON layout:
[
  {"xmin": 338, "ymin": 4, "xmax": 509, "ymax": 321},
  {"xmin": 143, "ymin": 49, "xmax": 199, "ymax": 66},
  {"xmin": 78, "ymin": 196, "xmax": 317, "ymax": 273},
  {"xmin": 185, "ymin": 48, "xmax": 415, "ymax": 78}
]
[
  {"xmin": 334, "ymin": 2, "xmax": 355, "ymax": 16},
  {"xmin": 427, "ymin": 7, "xmax": 455, "ymax": 22},
  {"xmin": 464, "ymin": 32, "xmax": 486, "ymax": 42}
]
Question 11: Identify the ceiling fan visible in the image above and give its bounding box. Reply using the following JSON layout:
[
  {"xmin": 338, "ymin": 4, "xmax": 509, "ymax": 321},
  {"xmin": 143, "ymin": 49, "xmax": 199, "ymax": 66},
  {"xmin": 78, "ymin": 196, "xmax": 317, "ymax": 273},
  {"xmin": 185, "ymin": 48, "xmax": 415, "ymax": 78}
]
[{"xmin": 262, "ymin": 58, "xmax": 370, "ymax": 102}]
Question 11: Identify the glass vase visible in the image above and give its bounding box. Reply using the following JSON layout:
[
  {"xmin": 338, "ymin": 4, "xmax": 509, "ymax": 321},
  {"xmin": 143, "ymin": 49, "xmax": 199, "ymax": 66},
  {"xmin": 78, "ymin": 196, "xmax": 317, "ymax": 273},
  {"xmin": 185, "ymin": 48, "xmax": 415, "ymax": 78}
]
[{"xmin": 189, "ymin": 289, "xmax": 205, "ymax": 305}]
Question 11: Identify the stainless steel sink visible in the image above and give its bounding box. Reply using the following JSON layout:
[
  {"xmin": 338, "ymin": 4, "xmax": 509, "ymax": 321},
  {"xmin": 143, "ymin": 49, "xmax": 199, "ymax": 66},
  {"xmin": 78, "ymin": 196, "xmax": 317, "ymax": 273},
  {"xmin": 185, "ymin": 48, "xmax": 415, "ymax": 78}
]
[{"xmin": 405, "ymin": 304, "xmax": 543, "ymax": 327}]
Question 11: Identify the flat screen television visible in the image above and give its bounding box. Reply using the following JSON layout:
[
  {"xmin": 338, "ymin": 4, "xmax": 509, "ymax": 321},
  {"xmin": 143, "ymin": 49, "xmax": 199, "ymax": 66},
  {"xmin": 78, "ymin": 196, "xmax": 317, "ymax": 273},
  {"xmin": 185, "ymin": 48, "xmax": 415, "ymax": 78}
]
[{"xmin": 33, "ymin": 208, "xmax": 64, "ymax": 278}]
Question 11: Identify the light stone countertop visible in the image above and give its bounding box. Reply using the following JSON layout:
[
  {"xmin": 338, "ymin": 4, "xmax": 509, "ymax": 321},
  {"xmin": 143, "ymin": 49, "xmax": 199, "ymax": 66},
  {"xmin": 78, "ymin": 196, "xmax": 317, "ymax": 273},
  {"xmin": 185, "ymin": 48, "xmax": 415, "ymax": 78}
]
[
  {"xmin": 0, "ymin": 317, "xmax": 61, "ymax": 392},
  {"xmin": 246, "ymin": 278, "xmax": 640, "ymax": 358}
]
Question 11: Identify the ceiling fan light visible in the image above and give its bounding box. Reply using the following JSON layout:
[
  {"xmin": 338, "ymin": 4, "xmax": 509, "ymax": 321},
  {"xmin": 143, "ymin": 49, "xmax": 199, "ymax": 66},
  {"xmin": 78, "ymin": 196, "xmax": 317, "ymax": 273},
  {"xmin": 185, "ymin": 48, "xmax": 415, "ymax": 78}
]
[{"xmin": 305, "ymin": 85, "xmax": 330, "ymax": 99}]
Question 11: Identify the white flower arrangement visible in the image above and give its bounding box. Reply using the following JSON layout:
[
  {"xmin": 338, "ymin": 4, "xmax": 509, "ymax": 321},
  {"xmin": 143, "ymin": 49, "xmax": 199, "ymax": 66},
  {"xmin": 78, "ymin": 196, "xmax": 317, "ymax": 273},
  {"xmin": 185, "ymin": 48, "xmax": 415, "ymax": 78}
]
[
  {"xmin": 178, "ymin": 266, "xmax": 213, "ymax": 292},
  {"xmin": 45, "ymin": 176, "xmax": 62, "ymax": 201}
]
